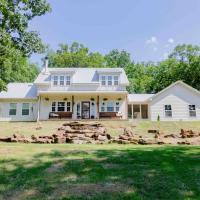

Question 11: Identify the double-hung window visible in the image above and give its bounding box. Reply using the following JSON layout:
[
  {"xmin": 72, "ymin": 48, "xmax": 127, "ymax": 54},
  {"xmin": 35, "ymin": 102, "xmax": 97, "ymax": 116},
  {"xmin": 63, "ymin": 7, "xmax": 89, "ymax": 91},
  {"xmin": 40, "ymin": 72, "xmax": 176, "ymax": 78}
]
[
  {"xmin": 101, "ymin": 102, "xmax": 106, "ymax": 112},
  {"xmin": 108, "ymin": 76, "xmax": 112, "ymax": 86},
  {"xmin": 189, "ymin": 105, "xmax": 196, "ymax": 117},
  {"xmin": 22, "ymin": 103, "xmax": 29, "ymax": 116},
  {"xmin": 57, "ymin": 102, "xmax": 65, "ymax": 112},
  {"xmin": 165, "ymin": 105, "xmax": 172, "ymax": 117},
  {"xmin": 66, "ymin": 76, "xmax": 71, "ymax": 85},
  {"xmin": 53, "ymin": 76, "xmax": 58, "ymax": 86},
  {"xmin": 52, "ymin": 102, "xmax": 56, "ymax": 112},
  {"xmin": 60, "ymin": 76, "xmax": 64, "ymax": 86},
  {"xmin": 116, "ymin": 102, "xmax": 120, "ymax": 112},
  {"xmin": 114, "ymin": 76, "xmax": 119, "ymax": 86},
  {"xmin": 66, "ymin": 102, "xmax": 71, "ymax": 112},
  {"xmin": 107, "ymin": 101, "xmax": 114, "ymax": 112},
  {"xmin": 9, "ymin": 103, "xmax": 17, "ymax": 116},
  {"xmin": 101, "ymin": 76, "xmax": 106, "ymax": 86}
]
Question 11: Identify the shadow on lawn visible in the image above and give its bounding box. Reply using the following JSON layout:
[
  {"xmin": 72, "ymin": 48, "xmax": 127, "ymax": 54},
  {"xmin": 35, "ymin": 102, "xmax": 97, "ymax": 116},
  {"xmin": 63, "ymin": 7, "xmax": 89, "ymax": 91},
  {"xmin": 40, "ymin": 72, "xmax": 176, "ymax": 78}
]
[{"xmin": 0, "ymin": 146, "xmax": 200, "ymax": 200}]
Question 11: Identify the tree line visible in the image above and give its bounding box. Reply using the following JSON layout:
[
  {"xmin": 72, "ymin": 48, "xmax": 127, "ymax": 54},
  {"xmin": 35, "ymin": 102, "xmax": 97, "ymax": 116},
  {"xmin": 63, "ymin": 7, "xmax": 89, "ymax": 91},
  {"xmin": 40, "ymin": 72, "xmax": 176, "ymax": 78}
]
[{"xmin": 1, "ymin": 1, "xmax": 200, "ymax": 94}]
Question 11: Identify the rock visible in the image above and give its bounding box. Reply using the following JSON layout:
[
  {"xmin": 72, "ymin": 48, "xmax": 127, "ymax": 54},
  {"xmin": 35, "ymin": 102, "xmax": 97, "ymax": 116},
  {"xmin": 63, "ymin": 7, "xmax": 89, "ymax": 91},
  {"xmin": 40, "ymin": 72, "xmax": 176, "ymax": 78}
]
[
  {"xmin": 138, "ymin": 138, "xmax": 157, "ymax": 145},
  {"xmin": 180, "ymin": 129, "xmax": 200, "ymax": 138},
  {"xmin": 119, "ymin": 134, "xmax": 129, "ymax": 140},
  {"xmin": 98, "ymin": 135, "xmax": 108, "ymax": 141},
  {"xmin": 0, "ymin": 137, "xmax": 12, "ymax": 142},
  {"xmin": 124, "ymin": 128, "xmax": 134, "ymax": 137},
  {"xmin": 148, "ymin": 129, "xmax": 159, "ymax": 134},
  {"xmin": 164, "ymin": 134, "xmax": 178, "ymax": 138},
  {"xmin": 53, "ymin": 137, "xmax": 66, "ymax": 144},
  {"xmin": 13, "ymin": 133, "xmax": 25, "ymax": 139},
  {"xmin": 31, "ymin": 135, "xmax": 38, "ymax": 140}
]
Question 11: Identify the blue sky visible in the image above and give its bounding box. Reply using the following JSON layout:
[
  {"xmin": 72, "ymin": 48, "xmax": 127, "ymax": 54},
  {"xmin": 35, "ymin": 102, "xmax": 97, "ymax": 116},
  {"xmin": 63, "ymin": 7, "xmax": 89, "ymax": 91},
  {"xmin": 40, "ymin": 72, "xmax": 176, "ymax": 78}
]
[{"xmin": 30, "ymin": 0, "xmax": 200, "ymax": 66}]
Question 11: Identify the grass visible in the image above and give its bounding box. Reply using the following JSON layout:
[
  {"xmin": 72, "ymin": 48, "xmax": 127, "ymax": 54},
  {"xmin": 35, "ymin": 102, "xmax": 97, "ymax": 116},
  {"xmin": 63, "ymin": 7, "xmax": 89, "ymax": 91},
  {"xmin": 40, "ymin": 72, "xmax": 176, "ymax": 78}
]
[
  {"xmin": 0, "ymin": 143, "xmax": 200, "ymax": 200},
  {"xmin": 1, "ymin": 121, "xmax": 200, "ymax": 199},
  {"xmin": 1, "ymin": 120, "xmax": 200, "ymax": 137}
]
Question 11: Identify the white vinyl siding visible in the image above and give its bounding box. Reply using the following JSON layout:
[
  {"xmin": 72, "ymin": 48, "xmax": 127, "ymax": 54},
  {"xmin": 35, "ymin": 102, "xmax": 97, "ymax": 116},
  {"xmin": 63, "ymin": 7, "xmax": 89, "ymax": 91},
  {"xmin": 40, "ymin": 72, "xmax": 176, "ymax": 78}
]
[{"xmin": 150, "ymin": 83, "xmax": 200, "ymax": 121}]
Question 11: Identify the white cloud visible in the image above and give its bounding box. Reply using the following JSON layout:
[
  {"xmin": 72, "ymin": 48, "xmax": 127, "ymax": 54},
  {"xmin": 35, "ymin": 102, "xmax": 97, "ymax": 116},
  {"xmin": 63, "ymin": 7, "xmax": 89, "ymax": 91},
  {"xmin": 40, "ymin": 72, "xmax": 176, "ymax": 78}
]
[
  {"xmin": 168, "ymin": 38, "xmax": 174, "ymax": 44},
  {"xmin": 146, "ymin": 36, "xmax": 158, "ymax": 45}
]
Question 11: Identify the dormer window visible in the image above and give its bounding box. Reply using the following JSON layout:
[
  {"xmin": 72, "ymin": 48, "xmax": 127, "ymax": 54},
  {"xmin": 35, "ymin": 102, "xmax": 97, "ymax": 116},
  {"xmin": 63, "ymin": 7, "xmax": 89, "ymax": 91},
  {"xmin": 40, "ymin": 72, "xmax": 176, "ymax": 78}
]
[
  {"xmin": 60, "ymin": 76, "xmax": 64, "ymax": 86},
  {"xmin": 53, "ymin": 76, "xmax": 58, "ymax": 86},
  {"xmin": 108, "ymin": 76, "xmax": 112, "ymax": 86},
  {"xmin": 66, "ymin": 76, "xmax": 71, "ymax": 85},
  {"xmin": 101, "ymin": 76, "xmax": 106, "ymax": 86},
  {"xmin": 100, "ymin": 75, "xmax": 119, "ymax": 86},
  {"xmin": 114, "ymin": 76, "xmax": 119, "ymax": 86}
]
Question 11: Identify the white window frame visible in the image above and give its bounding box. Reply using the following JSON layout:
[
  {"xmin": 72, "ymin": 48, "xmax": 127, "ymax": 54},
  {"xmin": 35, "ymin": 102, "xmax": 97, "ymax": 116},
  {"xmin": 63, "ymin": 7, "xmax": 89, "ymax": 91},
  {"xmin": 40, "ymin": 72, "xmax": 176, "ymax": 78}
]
[
  {"xmin": 51, "ymin": 101, "xmax": 71, "ymax": 112},
  {"xmin": 101, "ymin": 101, "xmax": 106, "ymax": 112},
  {"xmin": 107, "ymin": 76, "xmax": 113, "ymax": 86},
  {"xmin": 22, "ymin": 103, "xmax": 30, "ymax": 116},
  {"xmin": 164, "ymin": 105, "xmax": 172, "ymax": 117},
  {"xmin": 114, "ymin": 76, "xmax": 119, "ymax": 86},
  {"xmin": 66, "ymin": 76, "xmax": 71, "ymax": 86},
  {"xmin": 101, "ymin": 76, "xmax": 106, "ymax": 86},
  {"xmin": 52, "ymin": 102, "xmax": 56, "ymax": 112},
  {"xmin": 53, "ymin": 75, "xmax": 58, "ymax": 86},
  {"xmin": 116, "ymin": 102, "xmax": 120, "ymax": 112},
  {"xmin": 9, "ymin": 103, "xmax": 17, "ymax": 116},
  {"xmin": 189, "ymin": 105, "xmax": 196, "ymax": 117},
  {"xmin": 60, "ymin": 76, "xmax": 65, "ymax": 86},
  {"xmin": 66, "ymin": 102, "xmax": 71, "ymax": 112}
]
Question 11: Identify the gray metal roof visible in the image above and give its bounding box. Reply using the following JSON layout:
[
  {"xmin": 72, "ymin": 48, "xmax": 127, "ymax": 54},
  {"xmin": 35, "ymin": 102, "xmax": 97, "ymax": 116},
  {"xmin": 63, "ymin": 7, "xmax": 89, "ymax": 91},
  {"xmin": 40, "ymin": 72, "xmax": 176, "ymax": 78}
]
[
  {"xmin": 128, "ymin": 94, "xmax": 155, "ymax": 103},
  {"xmin": 0, "ymin": 83, "xmax": 37, "ymax": 99},
  {"xmin": 34, "ymin": 68, "xmax": 129, "ymax": 85}
]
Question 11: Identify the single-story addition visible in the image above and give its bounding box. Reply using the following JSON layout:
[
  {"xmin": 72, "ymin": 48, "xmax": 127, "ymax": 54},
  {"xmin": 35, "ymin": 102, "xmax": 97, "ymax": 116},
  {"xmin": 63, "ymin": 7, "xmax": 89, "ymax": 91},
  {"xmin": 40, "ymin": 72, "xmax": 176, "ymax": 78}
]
[
  {"xmin": 0, "ymin": 58, "xmax": 200, "ymax": 121},
  {"xmin": 128, "ymin": 81, "xmax": 200, "ymax": 121}
]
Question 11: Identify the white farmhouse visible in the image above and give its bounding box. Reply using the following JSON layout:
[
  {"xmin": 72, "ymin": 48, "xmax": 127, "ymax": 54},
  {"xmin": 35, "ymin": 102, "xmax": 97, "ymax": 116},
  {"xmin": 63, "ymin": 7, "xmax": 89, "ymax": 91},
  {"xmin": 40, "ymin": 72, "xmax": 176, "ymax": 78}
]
[{"xmin": 0, "ymin": 59, "xmax": 200, "ymax": 121}]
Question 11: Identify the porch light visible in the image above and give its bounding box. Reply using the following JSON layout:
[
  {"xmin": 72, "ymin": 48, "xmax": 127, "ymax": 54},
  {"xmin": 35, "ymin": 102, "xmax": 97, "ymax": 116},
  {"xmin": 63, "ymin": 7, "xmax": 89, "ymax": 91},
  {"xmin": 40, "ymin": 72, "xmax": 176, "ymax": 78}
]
[
  {"xmin": 63, "ymin": 98, "xmax": 68, "ymax": 101},
  {"xmin": 45, "ymin": 97, "xmax": 49, "ymax": 101},
  {"xmin": 117, "ymin": 98, "xmax": 122, "ymax": 101},
  {"xmin": 103, "ymin": 98, "xmax": 108, "ymax": 101},
  {"xmin": 90, "ymin": 98, "xmax": 95, "ymax": 101}
]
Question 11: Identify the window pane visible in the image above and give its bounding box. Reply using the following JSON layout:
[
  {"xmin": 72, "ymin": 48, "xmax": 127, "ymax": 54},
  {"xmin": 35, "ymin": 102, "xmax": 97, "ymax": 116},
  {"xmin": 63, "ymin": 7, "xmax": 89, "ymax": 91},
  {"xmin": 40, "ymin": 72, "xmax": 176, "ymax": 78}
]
[
  {"xmin": 114, "ymin": 76, "xmax": 119, "ymax": 85},
  {"xmin": 53, "ymin": 76, "xmax": 58, "ymax": 85},
  {"xmin": 52, "ymin": 102, "xmax": 56, "ymax": 112},
  {"xmin": 108, "ymin": 76, "xmax": 112, "ymax": 86},
  {"xmin": 9, "ymin": 103, "xmax": 17, "ymax": 116},
  {"xmin": 101, "ymin": 76, "xmax": 106, "ymax": 86},
  {"xmin": 165, "ymin": 105, "xmax": 172, "ymax": 117},
  {"xmin": 66, "ymin": 76, "xmax": 71, "ymax": 85},
  {"xmin": 22, "ymin": 103, "xmax": 29, "ymax": 116},
  {"xmin": 66, "ymin": 102, "xmax": 71, "ymax": 112},
  {"xmin": 60, "ymin": 76, "xmax": 64, "ymax": 86},
  {"xmin": 58, "ymin": 102, "xmax": 65, "ymax": 111},
  {"xmin": 107, "ymin": 102, "xmax": 114, "ymax": 112},
  {"xmin": 189, "ymin": 105, "xmax": 196, "ymax": 117}
]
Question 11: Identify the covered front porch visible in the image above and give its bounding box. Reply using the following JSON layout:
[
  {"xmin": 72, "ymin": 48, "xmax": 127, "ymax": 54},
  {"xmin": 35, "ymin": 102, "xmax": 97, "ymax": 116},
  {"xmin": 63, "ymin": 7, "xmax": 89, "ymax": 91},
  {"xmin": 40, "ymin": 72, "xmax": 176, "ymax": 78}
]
[{"xmin": 37, "ymin": 91, "xmax": 127, "ymax": 120}]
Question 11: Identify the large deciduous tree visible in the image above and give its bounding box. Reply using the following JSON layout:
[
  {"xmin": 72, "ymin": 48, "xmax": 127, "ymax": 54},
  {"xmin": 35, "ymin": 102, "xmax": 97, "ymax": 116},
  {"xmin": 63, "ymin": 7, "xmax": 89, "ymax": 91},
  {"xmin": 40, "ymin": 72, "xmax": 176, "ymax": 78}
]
[
  {"xmin": 0, "ymin": 0, "xmax": 51, "ymax": 55},
  {"xmin": 0, "ymin": 0, "xmax": 51, "ymax": 91}
]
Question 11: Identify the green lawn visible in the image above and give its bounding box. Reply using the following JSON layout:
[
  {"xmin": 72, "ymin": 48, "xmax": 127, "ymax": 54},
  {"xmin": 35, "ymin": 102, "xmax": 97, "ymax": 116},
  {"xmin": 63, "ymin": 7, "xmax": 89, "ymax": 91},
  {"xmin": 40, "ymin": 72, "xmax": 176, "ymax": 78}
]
[
  {"xmin": 0, "ymin": 143, "xmax": 200, "ymax": 200},
  {"xmin": 1, "ymin": 120, "xmax": 200, "ymax": 137}
]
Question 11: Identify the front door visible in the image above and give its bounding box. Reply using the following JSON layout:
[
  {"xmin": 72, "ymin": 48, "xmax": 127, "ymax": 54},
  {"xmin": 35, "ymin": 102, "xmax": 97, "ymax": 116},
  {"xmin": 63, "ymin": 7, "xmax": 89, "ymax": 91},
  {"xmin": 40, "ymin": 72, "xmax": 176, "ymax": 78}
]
[{"xmin": 81, "ymin": 101, "xmax": 90, "ymax": 119}]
